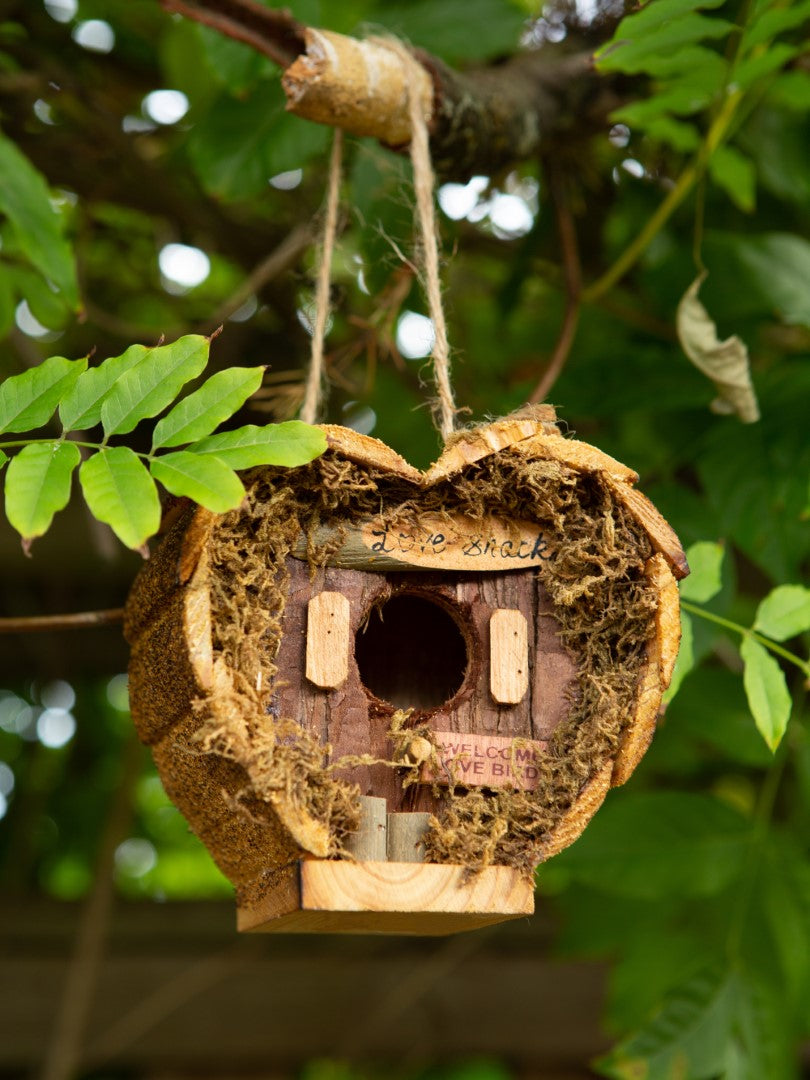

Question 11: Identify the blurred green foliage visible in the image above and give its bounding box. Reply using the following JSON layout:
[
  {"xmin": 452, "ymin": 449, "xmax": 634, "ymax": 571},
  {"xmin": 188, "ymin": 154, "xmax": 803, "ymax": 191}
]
[{"xmin": 1, "ymin": 0, "xmax": 809, "ymax": 1077}]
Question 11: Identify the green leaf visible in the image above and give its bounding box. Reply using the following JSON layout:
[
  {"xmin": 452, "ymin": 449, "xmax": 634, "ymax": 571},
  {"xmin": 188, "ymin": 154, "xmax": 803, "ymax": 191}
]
[
  {"xmin": 742, "ymin": 0, "xmax": 810, "ymax": 50},
  {"xmin": 188, "ymin": 82, "xmax": 327, "ymax": 201},
  {"xmin": 195, "ymin": 23, "xmax": 273, "ymax": 92},
  {"xmin": 0, "ymin": 450, "xmax": 7, "ymax": 470},
  {"xmin": 609, "ymin": 44, "xmax": 728, "ymax": 81},
  {"xmin": 634, "ymin": 116, "xmax": 701, "ymax": 153},
  {"xmin": 188, "ymin": 421, "xmax": 327, "ymax": 469},
  {"xmin": 662, "ymin": 610, "xmax": 694, "ymax": 705},
  {"xmin": 554, "ymin": 793, "xmax": 750, "ymax": 899},
  {"xmin": 679, "ymin": 541, "xmax": 724, "ymax": 602},
  {"xmin": 733, "ymin": 43, "xmax": 798, "ymax": 92},
  {"xmin": 596, "ymin": 967, "xmax": 737, "ymax": 1080},
  {"xmin": 4, "ymin": 441, "xmax": 80, "ymax": 542},
  {"xmin": 740, "ymin": 636, "xmax": 792, "ymax": 750},
  {"xmin": 0, "ymin": 356, "xmax": 87, "ymax": 434},
  {"xmin": 709, "ymin": 145, "xmax": 756, "ymax": 213},
  {"xmin": 0, "ymin": 266, "xmax": 14, "ymax": 338},
  {"xmin": 600, "ymin": 0, "xmax": 728, "ymax": 41},
  {"xmin": 11, "ymin": 266, "xmax": 70, "ymax": 329},
  {"xmin": 726, "ymin": 974, "xmax": 794, "ymax": 1080},
  {"xmin": 150, "ymin": 451, "xmax": 245, "ymax": 513},
  {"xmin": 79, "ymin": 447, "xmax": 161, "ymax": 549},
  {"xmin": 151, "ymin": 366, "xmax": 264, "ymax": 449},
  {"xmin": 100, "ymin": 335, "xmax": 210, "ymax": 437},
  {"xmin": 60, "ymin": 344, "xmax": 149, "ymax": 431},
  {"xmin": 613, "ymin": 84, "xmax": 714, "ymax": 125},
  {"xmin": 0, "ymin": 131, "xmax": 79, "ymax": 308},
  {"xmin": 597, "ymin": 13, "xmax": 735, "ymax": 75},
  {"xmin": 754, "ymin": 584, "xmax": 810, "ymax": 642},
  {"xmin": 676, "ymin": 274, "xmax": 759, "ymax": 422}
]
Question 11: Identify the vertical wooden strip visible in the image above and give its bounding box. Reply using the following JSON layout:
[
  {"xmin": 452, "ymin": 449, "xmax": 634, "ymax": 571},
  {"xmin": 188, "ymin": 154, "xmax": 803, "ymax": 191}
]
[
  {"xmin": 490, "ymin": 609, "xmax": 528, "ymax": 704},
  {"xmin": 344, "ymin": 795, "xmax": 387, "ymax": 862},
  {"xmin": 306, "ymin": 591, "xmax": 350, "ymax": 688},
  {"xmin": 387, "ymin": 812, "xmax": 430, "ymax": 863}
]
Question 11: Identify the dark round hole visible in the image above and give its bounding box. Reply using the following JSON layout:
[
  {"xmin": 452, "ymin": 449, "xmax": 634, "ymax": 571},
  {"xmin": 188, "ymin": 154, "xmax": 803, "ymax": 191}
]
[{"xmin": 355, "ymin": 593, "xmax": 468, "ymax": 710}]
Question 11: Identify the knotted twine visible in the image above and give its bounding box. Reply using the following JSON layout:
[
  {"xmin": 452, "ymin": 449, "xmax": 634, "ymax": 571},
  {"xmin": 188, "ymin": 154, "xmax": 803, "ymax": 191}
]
[{"xmin": 299, "ymin": 40, "xmax": 458, "ymax": 441}]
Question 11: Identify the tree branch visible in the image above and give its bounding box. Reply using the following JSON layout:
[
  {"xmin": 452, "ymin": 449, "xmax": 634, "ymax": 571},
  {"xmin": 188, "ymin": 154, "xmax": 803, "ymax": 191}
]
[
  {"xmin": 164, "ymin": 0, "xmax": 626, "ymax": 182},
  {"xmin": 160, "ymin": 0, "xmax": 305, "ymax": 67},
  {"xmin": 0, "ymin": 609, "xmax": 125, "ymax": 634},
  {"xmin": 529, "ymin": 159, "xmax": 582, "ymax": 404}
]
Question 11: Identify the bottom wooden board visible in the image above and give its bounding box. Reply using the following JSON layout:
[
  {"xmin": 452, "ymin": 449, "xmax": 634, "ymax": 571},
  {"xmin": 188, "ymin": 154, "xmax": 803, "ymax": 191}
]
[{"xmin": 238, "ymin": 860, "xmax": 535, "ymax": 936}]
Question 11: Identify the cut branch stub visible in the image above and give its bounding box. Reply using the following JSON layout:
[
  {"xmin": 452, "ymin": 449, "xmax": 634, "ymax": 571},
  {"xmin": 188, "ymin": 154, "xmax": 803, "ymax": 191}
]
[{"xmin": 282, "ymin": 28, "xmax": 433, "ymax": 146}]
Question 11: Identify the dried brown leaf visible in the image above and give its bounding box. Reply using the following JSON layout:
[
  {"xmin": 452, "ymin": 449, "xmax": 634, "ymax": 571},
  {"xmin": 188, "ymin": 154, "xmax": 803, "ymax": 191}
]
[{"xmin": 677, "ymin": 273, "xmax": 760, "ymax": 423}]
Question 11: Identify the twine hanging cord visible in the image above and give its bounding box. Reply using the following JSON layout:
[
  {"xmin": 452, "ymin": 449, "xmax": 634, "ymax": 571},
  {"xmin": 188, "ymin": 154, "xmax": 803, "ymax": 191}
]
[
  {"xmin": 300, "ymin": 128, "xmax": 344, "ymax": 425},
  {"xmin": 374, "ymin": 36, "xmax": 458, "ymax": 441},
  {"xmin": 299, "ymin": 37, "xmax": 458, "ymax": 440}
]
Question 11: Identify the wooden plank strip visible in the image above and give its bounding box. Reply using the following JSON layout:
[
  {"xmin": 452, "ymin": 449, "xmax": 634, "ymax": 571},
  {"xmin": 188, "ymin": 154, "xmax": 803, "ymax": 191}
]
[
  {"xmin": 424, "ymin": 413, "xmax": 553, "ymax": 483},
  {"xmin": 536, "ymin": 759, "xmax": 614, "ymax": 861},
  {"xmin": 387, "ymin": 812, "xmax": 430, "ymax": 863},
  {"xmin": 490, "ymin": 609, "xmax": 529, "ymax": 704},
  {"xmin": 305, "ymin": 591, "xmax": 350, "ymax": 688},
  {"xmin": 344, "ymin": 796, "xmax": 387, "ymax": 862},
  {"xmin": 239, "ymin": 860, "xmax": 535, "ymax": 935},
  {"xmin": 320, "ymin": 424, "xmax": 422, "ymax": 482},
  {"xmin": 509, "ymin": 432, "xmax": 639, "ymax": 484},
  {"xmin": 292, "ymin": 513, "xmax": 555, "ymax": 573},
  {"xmin": 422, "ymin": 731, "xmax": 547, "ymax": 790},
  {"xmin": 603, "ymin": 475, "xmax": 690, "ymax": 579}
]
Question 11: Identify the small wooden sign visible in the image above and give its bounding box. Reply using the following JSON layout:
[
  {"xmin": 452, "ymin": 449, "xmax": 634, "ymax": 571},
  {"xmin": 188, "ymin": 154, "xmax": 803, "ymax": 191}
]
[
  {"xmin": 424, "ymin": 731, "xmax": 547, "ymax": 790},
  {"xmin": 294, "ymin": 512, "xmax": 555, "ymax": 573}
]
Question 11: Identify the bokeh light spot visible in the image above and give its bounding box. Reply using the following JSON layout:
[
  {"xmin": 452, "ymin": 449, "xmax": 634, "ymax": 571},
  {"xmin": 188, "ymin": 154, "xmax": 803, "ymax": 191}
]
[
  {"xmin": 396, "ymin": 311, "xmax": 435, "ymax": 360},
  {"xmin": 143, "ymin": 89, "xmax": 189, "ymax": 125},
  {"xmin": 159, "ymin": 243, "xmax": 211, "ymax": 290},
  {"xmin": 72, "ymin": 19, "xmax": 115, "ymax": 53}
]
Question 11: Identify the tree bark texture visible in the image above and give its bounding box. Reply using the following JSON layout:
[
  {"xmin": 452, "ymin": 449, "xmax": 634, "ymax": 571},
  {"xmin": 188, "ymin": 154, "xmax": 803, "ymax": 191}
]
[{"xmin": 161, "ymin": 0, "xmax": 626, "ymax": 182}]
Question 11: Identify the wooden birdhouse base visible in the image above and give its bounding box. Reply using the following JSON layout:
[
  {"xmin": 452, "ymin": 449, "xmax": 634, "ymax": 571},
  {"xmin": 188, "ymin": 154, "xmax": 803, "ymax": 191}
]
[{"xmin": 237, "ymin": 860, "xmax": 535, "ymax": 936}]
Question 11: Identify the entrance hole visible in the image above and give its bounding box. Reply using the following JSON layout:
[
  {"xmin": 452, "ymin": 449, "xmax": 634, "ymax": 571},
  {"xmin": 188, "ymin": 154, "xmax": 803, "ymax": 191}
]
[{"xmin": 355, "ymin": 593, "xmax": 468, "ymax": 710}]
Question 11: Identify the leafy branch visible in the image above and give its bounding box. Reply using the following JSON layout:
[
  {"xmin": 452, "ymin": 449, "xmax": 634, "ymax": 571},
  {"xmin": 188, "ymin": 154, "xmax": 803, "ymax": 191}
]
[
  {"xmin": 584, "ymin": 0, "xmax": 810, "ymax": 299},
  {"xmin": 0, "ymin": 334, "xmax": 326, "ymax": 552},
  {"xmin": 666, "ymin": 542, "xmax": 810, "ymax": 752}
]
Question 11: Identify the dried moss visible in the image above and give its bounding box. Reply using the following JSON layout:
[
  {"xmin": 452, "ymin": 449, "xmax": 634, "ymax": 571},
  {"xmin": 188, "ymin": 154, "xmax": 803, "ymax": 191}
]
[{"xmin": 194, "ymin": 440, "xmax": 655, "ymax": 878}]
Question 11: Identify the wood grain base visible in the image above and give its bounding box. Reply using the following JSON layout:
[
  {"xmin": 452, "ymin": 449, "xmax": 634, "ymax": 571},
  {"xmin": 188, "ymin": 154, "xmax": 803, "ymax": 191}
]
[{"xmin": 237, "ymin": 860, "xmax": 535, "ymax": 936}]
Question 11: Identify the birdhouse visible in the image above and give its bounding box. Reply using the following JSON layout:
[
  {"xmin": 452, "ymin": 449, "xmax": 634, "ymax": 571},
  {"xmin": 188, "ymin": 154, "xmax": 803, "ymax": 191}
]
[{"xmin": 125, "ymin": 406, "xmax": 687, "ymax": 935}]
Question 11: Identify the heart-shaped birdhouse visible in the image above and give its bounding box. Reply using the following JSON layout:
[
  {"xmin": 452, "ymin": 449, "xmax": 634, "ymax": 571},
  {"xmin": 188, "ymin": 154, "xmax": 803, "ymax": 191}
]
[{"xmin": 125, "ymin": 406, "xmax": 687, "ymax": 934}]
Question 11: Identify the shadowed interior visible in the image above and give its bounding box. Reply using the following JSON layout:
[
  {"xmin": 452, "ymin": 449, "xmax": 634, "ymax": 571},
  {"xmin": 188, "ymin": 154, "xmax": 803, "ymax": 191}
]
[{"xmin": 354, "ymin": 593, "xmax": 468, "ymax": 710}]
